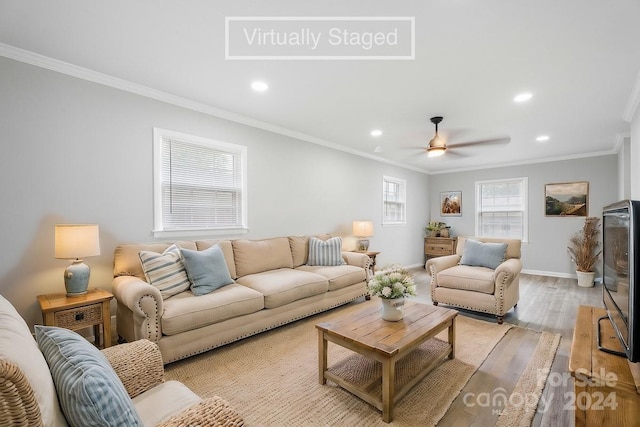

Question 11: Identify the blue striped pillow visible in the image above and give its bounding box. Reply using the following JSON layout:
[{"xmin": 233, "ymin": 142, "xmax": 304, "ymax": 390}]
[
  {"xmin": 35, "ymin": 326, "xmax": 142, "ymax": 427},
  {"xmin": 307, "ymin": 237, "xmax": 346, "ymax": 266},
  {"xmin": 139, "ymin": 244, "xmax": 191, "ymax": 299}
]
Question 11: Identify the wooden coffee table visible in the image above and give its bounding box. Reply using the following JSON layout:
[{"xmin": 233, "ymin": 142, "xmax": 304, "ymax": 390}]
[{"xmin": 316, "ymin": 301, "xmax": 457, "ymax": 422}]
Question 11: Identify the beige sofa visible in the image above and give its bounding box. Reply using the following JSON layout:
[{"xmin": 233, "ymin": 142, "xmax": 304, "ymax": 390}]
[
  {"xmin": 113, "ymin": 235, "xmax": 370, "ymax": 364},
  {"xmin": 425, "ymin": 236, "xmax": 522, "ymax": 324},
  {"xmin": 0, "ymin": 294, "xmax": 243, "ymax": 426}
]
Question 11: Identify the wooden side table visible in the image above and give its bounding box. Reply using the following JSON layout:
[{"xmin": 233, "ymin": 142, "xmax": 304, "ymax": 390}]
[{"xmin": 37, "ymin": 288, "xmax": 113, "ymax": 348}]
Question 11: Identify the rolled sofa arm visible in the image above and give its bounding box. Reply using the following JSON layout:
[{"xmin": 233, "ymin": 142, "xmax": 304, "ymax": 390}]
[
  {"xmin": 112, "ymin": 276, "xmax": 164, "ymax": 342},
  {"xmin": 157, "ymin": 396, "xmax": 245, "ymax": 427},
  {"xmin": 493, "ymin": 258, "xmax": 523, "ymax": 292},
  {"xmin": 101, "ymin": 339, "xmax": 164, "ymax": 399},
  {"xmin": 342, "ymin": 251, "xmax": 373, "ymax": 281}
]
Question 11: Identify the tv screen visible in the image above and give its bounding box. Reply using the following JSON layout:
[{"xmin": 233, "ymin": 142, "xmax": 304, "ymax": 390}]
[{"xmin": 602, "ymin": 200, "xmax": 640, "ymax": 362}]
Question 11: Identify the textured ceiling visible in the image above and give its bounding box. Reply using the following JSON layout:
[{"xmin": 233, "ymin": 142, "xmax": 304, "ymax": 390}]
[{"xmin": 1, "ymin": 0, "xmax": 639, "ymax": 173}]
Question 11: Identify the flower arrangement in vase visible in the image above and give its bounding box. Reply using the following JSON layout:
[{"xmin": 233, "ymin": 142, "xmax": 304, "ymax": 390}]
[{"xmin": 367, "ymin": 265, "xmax": 417, "ymax": 320}]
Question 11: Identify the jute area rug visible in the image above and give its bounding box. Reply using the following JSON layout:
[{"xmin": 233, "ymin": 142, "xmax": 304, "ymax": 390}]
[{"xmin": 165, "ymin": 299, "xmax": 560, "ymax": 426}]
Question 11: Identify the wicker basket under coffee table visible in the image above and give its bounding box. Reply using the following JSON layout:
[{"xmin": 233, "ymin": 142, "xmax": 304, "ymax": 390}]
[{"xmin": 316, "ymin": 301, "xmax": 457, "ymax": 423}]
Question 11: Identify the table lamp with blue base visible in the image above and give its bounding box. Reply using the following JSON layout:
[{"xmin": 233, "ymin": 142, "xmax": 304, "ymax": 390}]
[{"xmin": 55, "ymin": 224, "xmax": 100, "ymax": 296}]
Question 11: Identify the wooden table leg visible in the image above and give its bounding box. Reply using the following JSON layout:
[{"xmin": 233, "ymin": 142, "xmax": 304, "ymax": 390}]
[
  {"xmin": 101, "ymin": 300, "xmax": 112, "ymax": 348},
  {"xmin": 382, "ymin": 358, "xmax": 396, "ymax": 422},
  {"xmin": 318, "ymin": 331, "xmax": 327, "ymax": 384},
  {"xmin": 448, "ymin": 317, "xmax": 456, "ymax": 359}
]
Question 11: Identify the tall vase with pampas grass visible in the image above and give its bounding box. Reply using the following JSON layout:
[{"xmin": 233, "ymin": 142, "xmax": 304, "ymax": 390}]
[{"xmin": 567, "ymin": 216, "xmax": 601, "ymax": 287}]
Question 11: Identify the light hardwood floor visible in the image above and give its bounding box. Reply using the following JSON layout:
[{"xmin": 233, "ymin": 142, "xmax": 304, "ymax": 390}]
[{"xmin": 409, "ymin": 267, "xmax": 602, "ymax": 427}]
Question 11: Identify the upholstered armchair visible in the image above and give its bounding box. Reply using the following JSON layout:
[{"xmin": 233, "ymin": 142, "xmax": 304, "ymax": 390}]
[{"xmin": 425, "ymin": 236, "xmax": 522, "ymax": 324}]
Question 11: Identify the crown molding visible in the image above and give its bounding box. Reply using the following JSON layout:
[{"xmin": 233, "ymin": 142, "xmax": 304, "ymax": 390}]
[
  {"xmin": 0, "ymin": 43, "xmax": 429, "ymax": 175},
  {"xmin": 624, "ymin": 69, "xmax": 640, "ymax": 122},
  {"xmin": 427, "ymin": 149, "xmax": 618, "ymax": 175}
]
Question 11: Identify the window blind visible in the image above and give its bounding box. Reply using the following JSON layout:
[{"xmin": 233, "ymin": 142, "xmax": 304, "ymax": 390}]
[{"xmin": 157, "ymin": 132, "xmax": 246, "ymax": 232}]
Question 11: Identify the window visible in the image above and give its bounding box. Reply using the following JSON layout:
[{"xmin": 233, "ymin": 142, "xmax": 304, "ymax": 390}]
[
  {"xmin": 383, "ymin": 176, "xmax": 406, "ymax": 225},
  {"xmin": 475, "ymin": 177, "xmax": 528, "ymax": 241},
  {"xmin": 153, "ymin": 128, "xmax": 247, "ymax": 237}
]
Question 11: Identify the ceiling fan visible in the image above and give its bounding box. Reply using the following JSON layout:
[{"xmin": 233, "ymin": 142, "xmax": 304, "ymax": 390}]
[{"xmin": 426, "ymin": 116, "xmax": 510, "ymax": 158}]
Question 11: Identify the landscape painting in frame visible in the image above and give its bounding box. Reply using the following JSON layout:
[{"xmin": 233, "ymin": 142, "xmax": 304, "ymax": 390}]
[
  {"xmin": 545, "ymin": 181, "xmax": 588, "ymax": 216},
  {"xmin": 441, "ymin": 191, "xmax": 462, "ymax": 216}
]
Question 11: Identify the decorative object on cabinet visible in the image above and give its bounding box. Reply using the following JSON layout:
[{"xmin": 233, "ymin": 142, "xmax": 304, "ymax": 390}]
[
  {"xmin": 545, "ymin": 181, "xmax": 588, "ymax": 216},
  {"xmin": 352, "ymin": 220, "xmax": 374, "ymax": 251},
  {"xmin": 440, "ymin": 191, "xmax": 462, "ymax": 216},
  {"xmin": 54, "ymin": 224, "xmax": 100, "ymax": 296}
]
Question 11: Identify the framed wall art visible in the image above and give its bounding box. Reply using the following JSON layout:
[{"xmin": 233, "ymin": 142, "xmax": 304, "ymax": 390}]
[
  {"xmin": 440, "ymin": 191, "xmax": 462, "ymax": 216},
  {"xmin": 545, "ymin": 181, "xmax": 588, "ymax": 216}
]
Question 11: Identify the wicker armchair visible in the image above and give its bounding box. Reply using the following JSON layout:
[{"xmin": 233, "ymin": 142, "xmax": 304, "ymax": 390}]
[{"xmin": 0, "ymin": 294, "xmax": 244, "ymax": 426}]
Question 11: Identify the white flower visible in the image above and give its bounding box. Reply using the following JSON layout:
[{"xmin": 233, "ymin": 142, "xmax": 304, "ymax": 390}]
[
  {"xmin": 381, "ymin": 286, "xmax": 392, "ymax": 297},
  {"xmin": 367, "ymin": 264, "xmax": 416, "ymax": 299}
]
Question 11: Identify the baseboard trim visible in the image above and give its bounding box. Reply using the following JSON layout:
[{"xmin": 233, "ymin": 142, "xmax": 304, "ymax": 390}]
[{"xmin": 522, "ymin": 268, "xmax": 602, "ymax": 282}]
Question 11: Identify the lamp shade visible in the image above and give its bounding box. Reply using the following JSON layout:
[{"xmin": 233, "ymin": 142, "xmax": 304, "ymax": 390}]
[
  {"xmin": 352, "ymin": 221, "xmax": 374, "ymax": 238},
  {"xmin": 55, "ymin": 224, "xmax": 101, "ymax": 259}
]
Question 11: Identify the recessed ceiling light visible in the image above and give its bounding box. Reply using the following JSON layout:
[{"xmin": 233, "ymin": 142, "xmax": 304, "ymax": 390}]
[
  {"xmin": 536, "ymin": 135, "xmax": 550, "ymax": 142},
  {"xmin": 513, "ymin": 92, "xmax": 532, "ymax": 103},
  {"xmin": 370, "ymin": 129, "xmax": 382, "ymax": 137},
  {"xmin": 251, "ymin": 81, "xmax": 269, "ymax": 92}
]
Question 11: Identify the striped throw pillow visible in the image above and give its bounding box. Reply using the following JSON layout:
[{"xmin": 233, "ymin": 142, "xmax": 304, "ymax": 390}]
[
  {"xmin": 138, "ymin": 244, "xmax": 191, "ymax": 299},
  {"xmin": 307, "ymin": 237, "xmax": 346, "ymax": 266},
  {"xmin": 35, "ymin": 326, "xmax": 143, "ymax": 427}
]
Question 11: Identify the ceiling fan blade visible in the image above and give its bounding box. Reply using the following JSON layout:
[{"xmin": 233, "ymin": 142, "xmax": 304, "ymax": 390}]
[{"xmin": 447, "ymin": 136, "xmax": 511, "ymax": 149}]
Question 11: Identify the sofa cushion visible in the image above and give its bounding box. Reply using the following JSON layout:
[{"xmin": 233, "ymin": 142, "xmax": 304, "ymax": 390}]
[
  {"xmin": 161, "ymin": 284, "xmax": 264, "ymax": 336},
  {"xmin": 139, "ymin": 244, "xmax": 191, "ymax": 299},
  {"xmin": 34, "ymin": 326, "xmax": 143, "ymax": 427},
  {"xmin": 436, "ymin": 265, "xmax": 496, "ymax": 294},
  {"xmin": 114, "ymin": 241, "xmax": 197, "ymax": 280},
  {"xmin": 0, "ymin": 296, "xmax": 68, "ymax": 427},
  {"xmin": 460, "ymin": 239, "xmax": 508, "ymax": 270},
  {"xmin": 307, "ymin": 237, "xmax": 345, "ymax": 266},
  {"xmin": 288, "ymin": 234, "xmax": 333, "ymax": 267},
  {"xmin": 132, "ymin": 380, "xmax": 201, "ymax": 427},
  {"xmin": 195, "ymin": 240, "xmax": 237, "ymax": 279},
  {"xmin": 236, "ymin": 269, "xmax": 328, "ymax": 308},
  {"xmin": 296, "ymin": 265, "xmax": 366, "ymax": 291},
  {"xmin": 181, "ymin": 244, "xmax": 234, "ymax": 296},
  {"xmin": 232, "ymin": 237, "xmax": 294, "ymax": 277}
]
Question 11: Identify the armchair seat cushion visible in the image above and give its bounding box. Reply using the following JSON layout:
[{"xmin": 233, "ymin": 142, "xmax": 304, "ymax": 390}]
[
  {"xmin": 436, "ymin": 265, "xmax": 496, "ymax": 294},
  {"xmin": 132, "ymin": 380, "xmax": 201, "ymax": 426}
]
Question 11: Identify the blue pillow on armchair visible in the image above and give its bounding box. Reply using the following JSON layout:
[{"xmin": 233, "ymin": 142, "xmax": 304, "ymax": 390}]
[{"xmin": 460, "ymin": 239, "xmax": 508, "ymax": 269}]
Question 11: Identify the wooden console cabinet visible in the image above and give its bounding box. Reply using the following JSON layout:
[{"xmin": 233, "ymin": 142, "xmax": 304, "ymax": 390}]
[
  {"xmin": 569, "ymin": 305, "xmax": 640, "ymax": 426},
  {"xmin": 424, "ymin": 237, "xmax": 457, "ymax": 260}
]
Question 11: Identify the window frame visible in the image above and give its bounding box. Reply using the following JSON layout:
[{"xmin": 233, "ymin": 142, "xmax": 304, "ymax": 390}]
[
  {"xmin": 474, "ymin": 177, "xmax": 529, "ymax": 242},
  {"xmin": 152, "ymin": 128, "xmax": 248, "ymax": 238},
  {"xmin": 382, "ymin": 175, "xmax": 407, "ymax": 226}
]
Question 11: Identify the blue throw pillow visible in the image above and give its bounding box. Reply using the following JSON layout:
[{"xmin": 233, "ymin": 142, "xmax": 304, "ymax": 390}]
[
  {"xmin": 181, "ymin": 244, "xmax": 234, "ymax": 296},
  {"xmin": 460, "ymin": 239, "xmax": 508, "ymax": 269},
  {"xmin": 307, "ymin": 237, "xmax": 346, "ymax": 266},
  {"xmin": 34, "ymin": 326, "xmax": 142, "ymax": 427}
]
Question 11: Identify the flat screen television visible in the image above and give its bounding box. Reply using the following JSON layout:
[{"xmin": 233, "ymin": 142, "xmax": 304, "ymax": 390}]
[{"xmin": 602, "ymin": 200, "xmax": 640, "ymax": 362}]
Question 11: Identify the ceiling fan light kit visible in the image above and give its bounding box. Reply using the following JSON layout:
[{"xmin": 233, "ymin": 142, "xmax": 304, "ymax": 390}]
[{"xmin": 427, "ymin": 116, "xmax": 447, "ymax": 157}]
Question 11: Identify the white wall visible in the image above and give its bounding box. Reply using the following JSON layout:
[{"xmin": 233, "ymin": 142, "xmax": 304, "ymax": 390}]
[
  {"xmin": 428, "ymin": 156, "xmax": 619, "ymax": 277},
  {"xmin": 632, "ymin": 106, "xmax": 640, "ymax": 199},
  {"xmin": 0, "ymin": 57, "xmax": 429, "ymax": 327}
]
